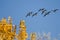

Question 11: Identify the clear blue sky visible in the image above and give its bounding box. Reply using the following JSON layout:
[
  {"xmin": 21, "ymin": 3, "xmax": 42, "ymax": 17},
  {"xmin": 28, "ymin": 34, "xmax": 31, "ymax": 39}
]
[{"xmin": 0, "ymin": 0, "xmax": 60, "ymax": 40}]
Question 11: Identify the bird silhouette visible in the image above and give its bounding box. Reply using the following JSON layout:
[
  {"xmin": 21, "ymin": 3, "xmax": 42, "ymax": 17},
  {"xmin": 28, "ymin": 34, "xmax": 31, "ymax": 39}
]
[
  {"xmin": 52, "ymin": 9, "xmax": 59, "ymax": 12},
  {"xmin": 44, "ymin": 11, "xmax": 51, "ymax": 17},
  {"xmin": 41, "ymin": 9, "xmax": 47, "ymax": 14},
  {"xmin": 32, "ymin": 12, "xmax": 38, "ymax": 17},
  {"xmin": 25, "ymin": 12, "xmax": 33, "ymax": 17},
  {"xmin": 38, "ymin": 8, "xmax": 45, "ymax": 12}
]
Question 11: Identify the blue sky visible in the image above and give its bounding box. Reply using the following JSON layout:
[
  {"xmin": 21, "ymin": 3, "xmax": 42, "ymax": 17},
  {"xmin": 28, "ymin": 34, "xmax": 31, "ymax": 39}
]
[{"xmin": 0, "ymin": 0, "xmax": 60, "ymax": 40}]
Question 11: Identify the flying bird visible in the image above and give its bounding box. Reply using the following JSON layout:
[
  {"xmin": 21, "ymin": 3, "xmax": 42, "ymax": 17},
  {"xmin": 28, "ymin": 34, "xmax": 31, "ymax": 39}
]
[
  {"xmin": 32, "ymin": 12, "xmax": 38, "ymax": 17},
  {"xmin": 44, "ymin": 11, "xmax": 51, "ymax": 17},
  {"xmin": 52, "ymin": 9, "xmax": 59, "ymax": 12},
  {"xmin": 25, "ymin": 12, "xmax": 33, "ymax": 17},
  {"xmin": 38, "ymin": 8, "xmax": 45, "ymax": 12},
  {"xmin": 41, "ymin": 9, "xmax": 47, "ymax": 14}
]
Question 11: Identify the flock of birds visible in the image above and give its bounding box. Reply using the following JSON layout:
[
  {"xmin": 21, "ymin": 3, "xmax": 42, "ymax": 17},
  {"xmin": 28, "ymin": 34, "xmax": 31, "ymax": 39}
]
[{"xmin": 25, "ymin": 8, "xmax": 59, "ymax": 17}]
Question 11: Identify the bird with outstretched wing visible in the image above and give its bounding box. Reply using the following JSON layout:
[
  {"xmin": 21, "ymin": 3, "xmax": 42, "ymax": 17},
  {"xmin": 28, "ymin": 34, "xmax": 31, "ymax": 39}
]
[
  {"xmin": 44, "ymin": 11, "xmax": 51, "ymax": 17},
  {"xmin": 32, "ymin": 12, "xmax": 38, "ymax": 17},
  {"xmin": 25, "ymin": 12, "xmax": 33, "ymax": 17},
  {"xmin": 52, "ymin": 9, "xmax": 59, "ymax": 12}
]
